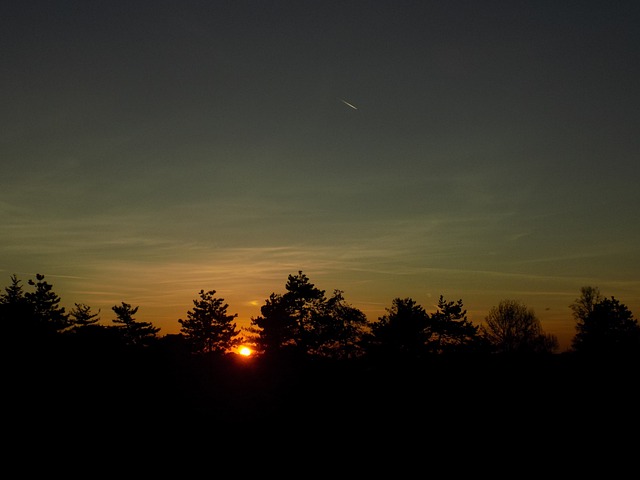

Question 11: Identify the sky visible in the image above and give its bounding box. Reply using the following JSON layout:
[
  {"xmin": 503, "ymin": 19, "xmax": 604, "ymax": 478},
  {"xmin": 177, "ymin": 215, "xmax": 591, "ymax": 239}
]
[{"xmin": 2, "ymin": 1, "xmax": 639, "ymax": 352}]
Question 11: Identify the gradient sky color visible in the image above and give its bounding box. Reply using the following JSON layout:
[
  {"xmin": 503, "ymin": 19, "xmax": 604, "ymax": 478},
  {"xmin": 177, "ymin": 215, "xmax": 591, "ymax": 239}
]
[{"xmin": 2, "ymin": 1, "xmax": 639, "ymax": 352}]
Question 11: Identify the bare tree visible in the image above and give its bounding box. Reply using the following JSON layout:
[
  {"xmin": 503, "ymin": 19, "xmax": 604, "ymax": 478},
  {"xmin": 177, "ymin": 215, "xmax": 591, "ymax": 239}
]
[
  {"xmin": 482, "ymin": 299, "xmax": 558, "ymax": 354},
  {"xmin": 570, "ymin": 286, "xmax": 603, "ymax": 323}
]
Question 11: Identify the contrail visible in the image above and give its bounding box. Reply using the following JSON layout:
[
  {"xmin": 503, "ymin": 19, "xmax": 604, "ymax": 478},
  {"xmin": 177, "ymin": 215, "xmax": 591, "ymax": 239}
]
[{"xmin": 339, "ymin": 98, "xmax": 358, "ymax": 110}]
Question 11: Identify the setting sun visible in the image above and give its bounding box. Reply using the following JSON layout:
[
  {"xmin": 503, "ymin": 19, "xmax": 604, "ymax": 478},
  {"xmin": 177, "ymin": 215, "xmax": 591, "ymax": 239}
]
[{"xmin": 238, "ymin": 346, "xmax": 252, "ymax": 357}]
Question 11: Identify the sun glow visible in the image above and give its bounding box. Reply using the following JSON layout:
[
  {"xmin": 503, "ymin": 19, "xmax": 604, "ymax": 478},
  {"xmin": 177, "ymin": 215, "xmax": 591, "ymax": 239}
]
[{"xmin": 238, "ymin": 346, "xmax": 252, "ymax": 357}]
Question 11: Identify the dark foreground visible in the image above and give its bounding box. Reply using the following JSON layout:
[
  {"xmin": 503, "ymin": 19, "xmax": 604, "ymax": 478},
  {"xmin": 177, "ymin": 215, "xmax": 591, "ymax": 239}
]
[
  {"xmin": 5, "ymin": 346, "xmax": 639, "ymax": 476},
  {"xmin": 8, "ymin": 347, "xmax": 638, "ymax": 430}
]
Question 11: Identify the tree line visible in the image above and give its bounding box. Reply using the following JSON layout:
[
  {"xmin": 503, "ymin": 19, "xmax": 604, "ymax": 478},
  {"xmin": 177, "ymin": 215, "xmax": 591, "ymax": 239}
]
[{"xmin": 2, "ymin": 271, "xmax": 639, "ymax": 360}]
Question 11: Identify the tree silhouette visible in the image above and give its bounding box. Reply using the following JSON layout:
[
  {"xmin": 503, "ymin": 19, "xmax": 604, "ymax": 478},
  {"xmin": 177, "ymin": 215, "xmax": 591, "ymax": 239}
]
[
  {"xmin": 281, "ymin": 270, "xmax": 326, "ymax": 353},
  {"xmin": 0, "ymin": 274, "xmax": 30, "ymax": 325},
  {"xmin": 178, "ymin": 289, "xmax": 241, "ymax": 354},
  {"xmin": 482, "ymin": 299, "xmax": 558, "ymax": 354},
  {"xmin": 65, "ymin": 302, "xmax": 120, "ymax": 349},
  {"xmin": 15, "ymin": 273, "xmax": 70, "ymax": 341},
  {"xmin": 68, "ymin": 303, "xmax": 101, "ymax": 329},
  {"xmin": 3, "ymin": 270, "xmax": 640, "ymax": 430},
  {"xmin": 571, "ymin": 296, "xmax": 640, "ymax": 356},
  {"xmin": 308, "ymin": 289, "xmax": 369, "ymax": 359},
  {"xmin": 427, "ymin": 296, "xmax": 487, "ymax": 354},
  {"xmin": 246, "ymin": 271, "xmax": 372, "ymax": 360},
  {"xmin": 570, "ymin": 286, "xmax": 603, "ymax": 324},
  {"xmin": 0, "ymin": 274, "xmax": 26, "ymax": 305},
  {"xmin": 246, "ymin": 292, "xmax": 292, "ymax": 353},
  {"xmin": 368, "ymin": 297, "xmax": 430, "ymax": 360},
  {"xmin": 248, "ymin": 271, "xmax": 327, "ymax": 356},
  {"xmin": 112, "ymin": 302, "xmax": 160, "ymax": 347},
  {"xmin": 5, "ymin": 270, "xmax": 639, "ymax": 371}
]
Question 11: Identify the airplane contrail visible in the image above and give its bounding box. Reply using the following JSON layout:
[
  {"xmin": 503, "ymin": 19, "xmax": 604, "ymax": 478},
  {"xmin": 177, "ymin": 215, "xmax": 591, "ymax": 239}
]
[{"xmin": 339, "ymin": 98, "xmax": 358, "ymax": 110}]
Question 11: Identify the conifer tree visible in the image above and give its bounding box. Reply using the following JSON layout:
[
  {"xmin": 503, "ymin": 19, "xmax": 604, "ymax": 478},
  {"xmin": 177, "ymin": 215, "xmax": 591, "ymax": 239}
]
[
  {"xmin": 572, "ymin": 295, "xmax": 640, "ymax": 355},
  {"xmin": 178, "ymin": 290, "xmax": 241, "ymax": 354},
  {"xmin": 24, "ymin": 273, "xmax": 69, "ymax": 336},
  {"xmin": 112, "ymin": 302, "xmax": 159, "ymax": 347},
  {"xmin": 69, "ymin": 303, "xmax": 101, "ymax": 328}
]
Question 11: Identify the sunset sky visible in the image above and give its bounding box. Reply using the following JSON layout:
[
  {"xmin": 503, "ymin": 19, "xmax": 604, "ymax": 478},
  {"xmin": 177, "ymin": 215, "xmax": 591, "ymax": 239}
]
[{"xmin": 2, "ymin": 1, "xmax": 639, "ymax": 352}]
